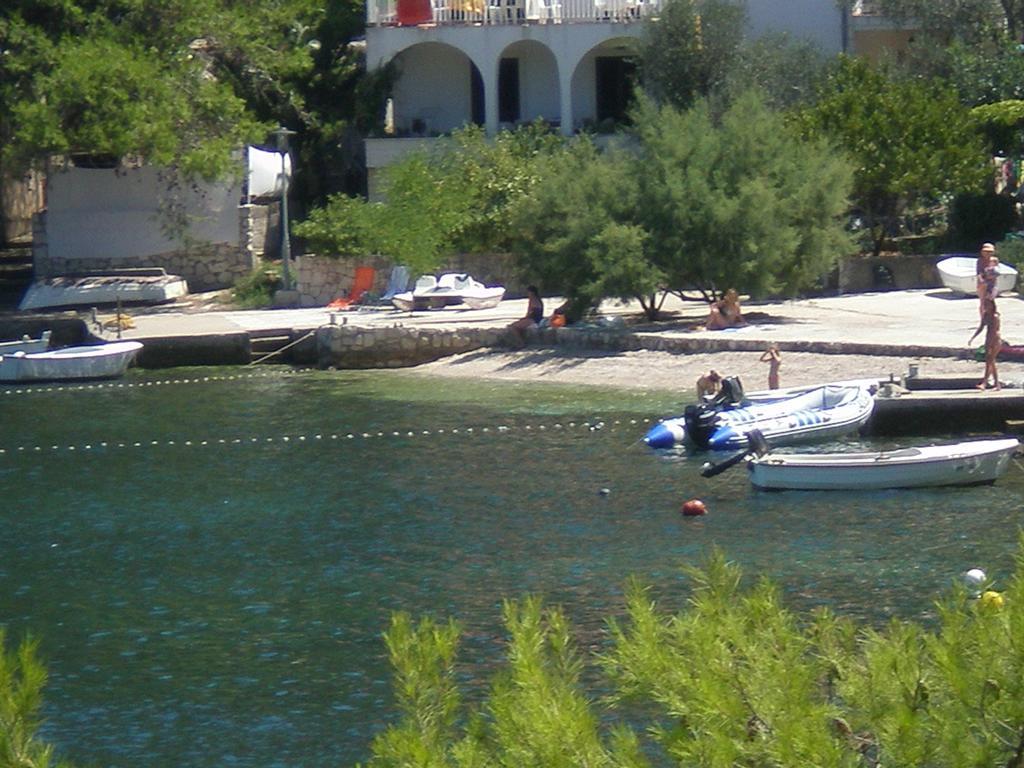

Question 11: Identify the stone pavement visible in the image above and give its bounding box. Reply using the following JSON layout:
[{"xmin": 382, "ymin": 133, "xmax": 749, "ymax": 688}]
[{"xmin": 112, "ymin": 288, "xmax": 1015, "ymax": 358}]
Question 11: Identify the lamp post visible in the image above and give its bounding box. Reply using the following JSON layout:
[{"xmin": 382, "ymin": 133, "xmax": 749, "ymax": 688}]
[{"xmin": 274, "ymin": 127, "xmax": 297, "ymax": 291}]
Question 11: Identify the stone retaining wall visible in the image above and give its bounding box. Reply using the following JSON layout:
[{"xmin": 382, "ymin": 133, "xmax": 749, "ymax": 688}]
[
  {"xmin": 317, "ymin": 322, "xmax": 504, "ymax": 368},
  {"xmin": 35, "ymin": 241, "xmax": 257, "ymax": 292},
  {"xmin": 315, "ymin": 321, "xmax": 969, "ymax": 369},
  {"xmin": 295, "ymin": 252, "xmax": 527, "ymax": 308}
]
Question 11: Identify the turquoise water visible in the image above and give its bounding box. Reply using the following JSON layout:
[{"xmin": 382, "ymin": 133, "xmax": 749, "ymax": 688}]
[{"xmin": 1, "ymin": 367, "xmax": 1023, "ymax": 767}]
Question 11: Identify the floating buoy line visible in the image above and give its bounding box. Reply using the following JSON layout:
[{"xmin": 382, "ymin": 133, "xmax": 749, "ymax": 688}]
[
  {"xmin": 0, "ymin": 370, "xmax": 311, "ymax": 397},
  {"xmin": 0, "ymin": 419, "xmax": 652, "ymax": 457}
]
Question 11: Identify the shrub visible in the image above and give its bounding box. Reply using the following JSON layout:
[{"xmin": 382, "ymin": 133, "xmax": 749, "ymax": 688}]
[{"xmin": 231, "ymin": 264, "xmax": 281, "ymax": 308}]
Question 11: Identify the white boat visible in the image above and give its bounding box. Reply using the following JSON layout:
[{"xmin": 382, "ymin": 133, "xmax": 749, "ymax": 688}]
[
  {"xmin": 645, "ymin": 380, "xmax": 877, "ymax": 451},
  {"xmin": 0, "ymin": 340, "xmax": 143, "ymax": 383},
  {"xmin": 0, "ymin": 331, "xmax": 51, "ymax": 355},
  {"xmin": 937, "ymin": 255, "xmax": 1017, "ymax": 295},
  {"xmin": 392, "ymin": 273, "xmax": 505, "ymax": 311},
  {"xmin": 746, "ymin": 438, "xmax": 1019, "ymax": 491}
]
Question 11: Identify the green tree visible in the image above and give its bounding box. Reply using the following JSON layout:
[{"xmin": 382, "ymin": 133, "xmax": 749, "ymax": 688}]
[
  {"xmin": 641, "ymin": 0, "xmax": 747, "ymax": 110},
  {"xmin": 871, "ymin": 0, "xmax": 1019, "ymax": 45},
  {"xmin": 295, "ymin": 124, "xmax": 567, "ymax": 276},
  {"xmin": 0, "ymin": 629, "xmax": 72, "ymax": 768},
  {"xmin": 0, "ymin": 0, "xmax": 372, "ymax": 213},
  {"xmin": 510, "ymin": 139, "xmax": 664, "ymax": 319},
  {"xmin": 635, "ymin": 91, "xmax": 853, "ymax": 300},
  {"xmin": 796, "ymin": 57, "xmax": 988, "ymax": 255},
  {"xmin": 368, "ymin": 539, "xmax": 1024, "ymax": 768}
]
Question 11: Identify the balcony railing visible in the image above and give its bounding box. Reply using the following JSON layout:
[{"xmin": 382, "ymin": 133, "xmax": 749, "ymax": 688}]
[
  {"xmin": 851, "ymin": 0, "xmax": 883, "ymax": 15},
  {"xmin": 368, "ymin": 0, "xmax": 660, "ymax": 26}
]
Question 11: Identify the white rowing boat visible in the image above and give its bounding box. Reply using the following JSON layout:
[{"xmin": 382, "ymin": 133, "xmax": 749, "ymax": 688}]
[
  {"xmin": 0, "ymin": 340, "xmax": 143, "ymax": 383},
  {"xmin": 746, "ymin": 438, "xmax": 1019, "ymax": 491}
]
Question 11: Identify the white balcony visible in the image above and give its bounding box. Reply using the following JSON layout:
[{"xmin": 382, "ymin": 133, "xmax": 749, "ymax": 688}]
[{"xmin": 367, "ymin": 0, "xmax": 661, "ymax": 26}]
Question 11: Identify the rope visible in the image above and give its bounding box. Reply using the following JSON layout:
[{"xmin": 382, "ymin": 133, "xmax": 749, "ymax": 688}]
[
  {"xmin": 0, "ymin": 418, "xmax": 652, "ymax": 457},
  {"xmin": 0, "ymin": 370, "xmax": 311, "ymax": 396},
  {"xmin": 247, "ymin": 329, "xmax": 317, "ymax": 367}
]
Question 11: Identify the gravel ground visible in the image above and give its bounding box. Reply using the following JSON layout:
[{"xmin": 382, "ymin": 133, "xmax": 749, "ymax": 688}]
[{"xmin": 408, "ymin": 347, "xmax": 1024, "ymax": 394}]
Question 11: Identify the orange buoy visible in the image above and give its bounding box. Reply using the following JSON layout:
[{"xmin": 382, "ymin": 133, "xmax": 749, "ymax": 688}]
[{"xmin": 681, "ymin": 499, "xmax": 707, "ymax": 516}]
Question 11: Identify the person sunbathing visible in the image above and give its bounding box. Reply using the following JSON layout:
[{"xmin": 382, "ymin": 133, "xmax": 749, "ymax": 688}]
[{"xmin": 706, "ymin": 289, "xmax": 746, "ymax": 330}]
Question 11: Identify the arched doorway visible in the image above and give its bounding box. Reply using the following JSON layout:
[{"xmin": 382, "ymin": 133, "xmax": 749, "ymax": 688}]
[{"xmin": 390, "ymin": 42, "xmax": 485, "ymax": 135}]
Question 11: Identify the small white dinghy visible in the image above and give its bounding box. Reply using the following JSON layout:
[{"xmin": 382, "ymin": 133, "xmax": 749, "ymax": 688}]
[
  {"xmin": 937, "ymin": 255, "xmax": 1017, "ymax": 295},
  {"xmin": 746, "ymin": 437, "xmax": 1019, "ymax": 491},
  {"xmin": 0, "ymin": 340, "xmax": 143, "ymax": 383}
]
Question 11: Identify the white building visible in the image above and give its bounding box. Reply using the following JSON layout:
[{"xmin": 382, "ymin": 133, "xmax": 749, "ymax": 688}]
[{"xmin": 364, "ymin": 0, "xmax": 883, "ymax": 193}]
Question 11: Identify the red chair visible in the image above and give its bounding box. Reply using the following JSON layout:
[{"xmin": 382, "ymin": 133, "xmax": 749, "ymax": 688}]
[{"xmin": 328, "ymin": 266, "xmax": 376, "ymax": 309}]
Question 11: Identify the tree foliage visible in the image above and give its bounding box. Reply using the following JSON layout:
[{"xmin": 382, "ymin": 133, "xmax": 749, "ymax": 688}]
[
  {"xmin": 640, "ymin": 0, "xmax": 747, "ymax": 110},
  {"xmin": 634, "ymin": 92, "xmax": 852, "ymax": 300},
  {"xmin": 509, "ymin": 140, "xmax": 665, "ymax": 318},
  {"xmin": 0, "ymin": 0, "xmax": 371, "ymax": 205},
  {"xmin": 367, "ymin": 540, "xmax": 1024, "ymax": 768},
  {"xmin": 512, "ymin": 91, "xmax": 853, "ymax": 316},
  {"xmin": 294, "ymin": 124, "xmax": 566, "ymax": 276},
  {"xmin": 795, "ymin": 57, "xmax": 989, "ymax": 255},
  {"xmin": 0, "ymin": 629, "xmax": 71, "ymax": 768},
  {"xmin": 872, "ymin": 0, "xmax": 1021, "ymax": 45}
]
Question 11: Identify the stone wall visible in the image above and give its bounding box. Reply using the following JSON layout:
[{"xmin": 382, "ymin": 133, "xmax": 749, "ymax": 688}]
[
  {"xmin": 295, "ymin": 252, "xmax": 527, "ymax": 308},
  {"xmin": 318, "ymin": 322, "xmax": 505, "ymax": 368},
  {"xmin": 316, "ymin": 318, "xmax": 965, "ymax": 369},
  {"xmin": 838, "ymin": 253, "xmax": 942, "ymax": 293},
  {"xmin": 34, "ymin": 240, "xmax": 257, "ymax": 292}
]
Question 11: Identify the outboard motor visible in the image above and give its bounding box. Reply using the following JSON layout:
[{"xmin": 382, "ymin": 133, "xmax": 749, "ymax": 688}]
[
  {"xmin": 712, "ymin": 376, "xmax": 746, "ymax": 408},
  {"xmin": 683, "ymin": 403, "xmax": 720, "ymax": 450}
]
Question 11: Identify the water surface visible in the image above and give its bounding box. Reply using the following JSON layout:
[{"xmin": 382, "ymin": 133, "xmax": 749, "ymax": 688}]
[{"xmin": 1, "ymin": 367, "xmax": 1021, "ymax": 766}]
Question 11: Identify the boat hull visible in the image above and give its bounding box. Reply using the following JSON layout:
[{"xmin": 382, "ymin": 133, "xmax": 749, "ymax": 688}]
[
  {"xmin": 0, "ymin": 341, "xmax": 143, "ymax": 383},
  {"xmin": 748, "ymin": 438, "xmax": 1019, "ymax": 490},
  {"xmin": 937, "ymin": 256, "xmax": 1018, "ymax": 295}
]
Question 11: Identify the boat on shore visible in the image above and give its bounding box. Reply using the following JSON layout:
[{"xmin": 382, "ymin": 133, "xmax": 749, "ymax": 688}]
[
  {"xmin": 745, "ymin": 437, "xmax": 1019, "ymax": 491},
  {"xmin": 937, "ymin": 255, "xmax": 1017, "ymax": 295},
  {"xmin": 391, "ymin": 273, "xmax": 505, "ymax": 311},
  {"xmin": 0, "ymin": 340, "xmax": 143, "ymax": 383},
  {"xmin": 645, "ymin": 379, "xmax": 877, "ymax": 451}
]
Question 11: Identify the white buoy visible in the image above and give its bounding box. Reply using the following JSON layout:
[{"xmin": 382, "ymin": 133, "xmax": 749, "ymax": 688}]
[{"xmin": 964, "ymin": 568, "xmax": 987, "ymax": 590}]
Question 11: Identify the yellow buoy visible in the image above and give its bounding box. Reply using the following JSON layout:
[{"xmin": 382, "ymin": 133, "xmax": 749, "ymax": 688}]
[{"xmin": 981, "ymin": 590, "xmax": 1005, "ymax": 609}]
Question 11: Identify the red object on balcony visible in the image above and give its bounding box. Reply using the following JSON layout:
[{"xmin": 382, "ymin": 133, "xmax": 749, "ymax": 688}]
[{"xmin": 397, "ymin": 0, "xmax": 432, "ymax": 24}]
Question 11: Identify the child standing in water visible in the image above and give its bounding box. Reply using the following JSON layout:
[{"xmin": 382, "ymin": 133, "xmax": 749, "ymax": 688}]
[{"xmin": 759, "ymin": 344, "xmax": 782, "ymax": 389}]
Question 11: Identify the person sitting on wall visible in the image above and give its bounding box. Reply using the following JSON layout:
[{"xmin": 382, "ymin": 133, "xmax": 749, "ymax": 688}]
[
  {"xmin": 706, "ymin": 289, "xmax": 746, "ymax": 330},
  {"xmin": 508, "ymin": 285, "xmax": 544, "ymax": 348}
]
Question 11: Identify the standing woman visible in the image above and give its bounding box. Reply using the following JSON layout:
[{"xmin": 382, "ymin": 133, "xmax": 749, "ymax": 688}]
[{"xmin": 977, "ymin": 242, "xmax": 997, "ymax": 313}]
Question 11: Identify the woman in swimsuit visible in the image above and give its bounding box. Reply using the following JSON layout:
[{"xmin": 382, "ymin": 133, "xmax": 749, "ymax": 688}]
[{"xmin": 508, "ymin": 285, "xmax": 544, "ymax": 348}]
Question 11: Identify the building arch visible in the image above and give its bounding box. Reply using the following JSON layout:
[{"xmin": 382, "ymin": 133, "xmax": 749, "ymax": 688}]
[
  {"xmin": 388, "ymin": 42, "xmax": 487, "ymax": 135},
  {"xmin": 492, "ymin": 40, "xmax": 560, "ymax": 128},
  {"xmin": 569, "ymin": 36, "xmax": 641, "ymax": 131}
]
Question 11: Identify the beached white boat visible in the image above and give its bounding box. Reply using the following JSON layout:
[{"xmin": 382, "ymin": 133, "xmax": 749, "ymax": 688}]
[
  {"xmin": 0, "ymin": 340, "xmax": 143, "ymax": 383},
  {"xmin": 392, "ymin": 273, "xmax": 505, "ymax": 311},
  {"xmin": 937, "ymin": 255, "xmax": 1017, "ymax": 295},
  {"xmin": 645, "ymin": 381, "xmax": 877, "ymax": 451},
  {"xmin": 0, "ymin": 331, "xmax": 51, "ymax": 355},
  {"xmin": 746, "ymin": 437, "xmax": 1019, "ymax": 490}
]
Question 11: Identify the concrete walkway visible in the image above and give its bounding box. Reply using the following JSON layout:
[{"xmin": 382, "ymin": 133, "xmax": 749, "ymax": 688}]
[{"xmin": 112, "ymin": 288, "xmax": 1011, "ymax": 357}]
